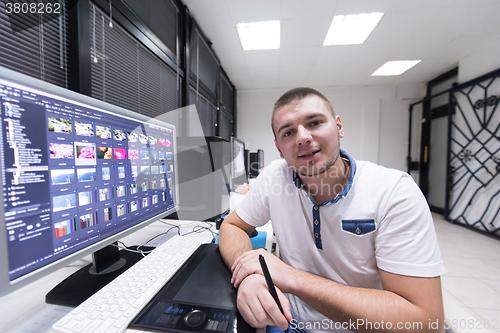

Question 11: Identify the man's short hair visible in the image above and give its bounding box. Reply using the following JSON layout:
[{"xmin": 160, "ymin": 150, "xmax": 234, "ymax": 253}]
[{"xmin": 271, "ymin": 87, "xmax": 335, "ymax": 136}]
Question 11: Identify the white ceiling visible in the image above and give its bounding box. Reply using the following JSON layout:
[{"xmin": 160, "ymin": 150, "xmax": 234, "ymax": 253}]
[{"xmin": 182, "ymin": 0, "xmax": 500, "ymax": 90}]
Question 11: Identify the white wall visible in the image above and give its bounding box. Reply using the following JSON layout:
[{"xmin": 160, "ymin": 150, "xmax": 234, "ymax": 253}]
[
  {"xmin": 236, "ymin": 37, "xmax": 500, "ymax": 174},
  {"xmin": 236, "ymin": 84, "xmax": 425, "ymax": 172}
]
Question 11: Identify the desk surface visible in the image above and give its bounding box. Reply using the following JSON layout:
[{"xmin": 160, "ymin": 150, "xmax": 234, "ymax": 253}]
[{"xmin": 0, "ymin": 220, "xmax": 217, "ymax": 333}]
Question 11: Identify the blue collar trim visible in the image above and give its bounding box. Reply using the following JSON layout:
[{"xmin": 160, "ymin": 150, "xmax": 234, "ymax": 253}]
[{"xmin": 292, "ymin": 149, "xmax": 357, "ymax": 204}]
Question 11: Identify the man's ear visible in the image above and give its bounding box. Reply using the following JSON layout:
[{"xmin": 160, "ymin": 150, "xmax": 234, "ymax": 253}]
[
  {"xmin": 336, "ymin": 116, "xmax": 345, "ymax": 138},
  {"xmin": 274, "ymin": 139, "xmax": 284, "ymax": 158}
]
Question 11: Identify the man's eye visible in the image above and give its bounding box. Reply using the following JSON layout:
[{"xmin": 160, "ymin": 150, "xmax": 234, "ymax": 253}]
[
  {"xmin": 310, "ymin": 121, "xmax": 320, "ymax": 126},
  {"xmin": 283, "ymin": 131, "xmax": 291, "ymax": 137}
]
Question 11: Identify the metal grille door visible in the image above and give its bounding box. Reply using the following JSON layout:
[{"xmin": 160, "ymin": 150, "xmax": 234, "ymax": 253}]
[{"xmin": 448, "ymin": 72, "xmax": 500, "ymax": 236}]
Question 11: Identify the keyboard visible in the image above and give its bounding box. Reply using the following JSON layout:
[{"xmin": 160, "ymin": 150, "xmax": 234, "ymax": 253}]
[{"xmin": 52, "ymin": 235, "xmax": 205, "ymax": 333}]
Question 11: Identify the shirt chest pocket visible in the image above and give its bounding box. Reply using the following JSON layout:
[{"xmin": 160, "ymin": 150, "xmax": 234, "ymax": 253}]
[
  {"xmin": 340, "ymin": 219, "xmax": 376, "ymax": 259},
  {"xmin": 342, "ymin": 219, "xmax": 376, "ymax": 235}
]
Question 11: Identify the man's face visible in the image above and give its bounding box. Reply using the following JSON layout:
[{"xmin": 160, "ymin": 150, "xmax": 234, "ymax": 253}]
[{"xmin": 273, "ymin": 95, "xmax": 344, "ymax": 178}]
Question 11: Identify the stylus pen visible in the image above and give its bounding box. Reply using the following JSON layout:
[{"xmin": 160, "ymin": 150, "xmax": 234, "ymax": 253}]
[{"xmin": 259, "ymin": 254, "xmax": 288, "ymax": 333}]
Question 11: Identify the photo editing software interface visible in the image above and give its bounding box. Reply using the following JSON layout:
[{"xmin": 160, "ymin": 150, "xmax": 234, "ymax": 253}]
[{"xmin": 0, "ymin": 74, "xmax": 177, "ymax": 285}]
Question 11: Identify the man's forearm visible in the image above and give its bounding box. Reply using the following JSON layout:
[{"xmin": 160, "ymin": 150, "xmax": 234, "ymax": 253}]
[
  {"xmin": 287, "ymin": 269, "xmax": 444, "ymax": 333},
  {"xmin": 218, "ymin": 221, "xmax": 254, "ymax": 269}
]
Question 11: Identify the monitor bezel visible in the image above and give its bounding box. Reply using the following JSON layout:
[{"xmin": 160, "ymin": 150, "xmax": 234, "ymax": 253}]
[
  {"xmin": 230, "ymin": 137, "xmax": 246, "ymax": 180},
  {"xmin": 0, "ymin": 66, "xmax": 180, "ymax": 297},
  {"xmin": 257, "ymin": 149, "xmax": 264, "ymax": 169}
]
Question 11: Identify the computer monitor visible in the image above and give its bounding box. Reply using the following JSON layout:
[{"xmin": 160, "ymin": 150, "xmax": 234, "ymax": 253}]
[
  {"xmin": 0, "ymin": 67, "xmax": 180, "ymax": 303},
  {"xmin": 249, "ymin": 149, "xmax": 264, "ymax": 178},
  {"xmin": 258, "ymin": 149, "xmax": 264, "ymax": 169},
  {"xmin": 230, "ymin": 137, "xmax": 247, "ymax": 189},
  {"xmin": 244, "ymin": 149, "xmax": 250, "ymax": 178},
  {"xmin": 176, "ymin": 136, "xmax": 230, "ymax": 222}
]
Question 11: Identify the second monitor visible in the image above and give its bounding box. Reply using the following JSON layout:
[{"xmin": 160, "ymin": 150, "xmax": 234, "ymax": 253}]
[{"xmin": 230, "ymin": 137, "xmax": 248, "ymax": 190}]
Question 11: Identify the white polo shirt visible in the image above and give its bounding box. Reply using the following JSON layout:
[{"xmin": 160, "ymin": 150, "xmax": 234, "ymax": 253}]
[{"xmin": 235, "ymin": 150, "xmax": 445, "ymax": 332}]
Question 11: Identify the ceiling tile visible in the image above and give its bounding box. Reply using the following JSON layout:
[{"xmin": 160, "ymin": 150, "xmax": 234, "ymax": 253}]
[
  {"xmin": 198, "ymin": 24, "xmax": 242, "ymax": 51},
  {"xmin": 248, "ymin": 66, "xmax": 280, "ymax": 81},
  {"xmin": 279, "ymin": 65, "xmax": 312, "ymax": 82},
  {"xmin": 182, "ymin": 0, "xmax": 500, "ymax": 89},
  {"xmin": 243, "ymin": 50, "xmax": 281, "ymax": 68},
  {"xmin": 225, "ymin": 0, "xmax": 282, "ymax": 23},
  {"xmin": 280, "ymin": 47, "xmax": 321, "ymax": 67},
  {"xmin": 281, "ymin": 0, "xmax": 338, "ymax": 20},
  {"xmin": 183, "ymin": 0, "xmax": 232, "ymax": 25},
  {"xmin": 280, "ymin": 18, "xmax": 331, "ymax": 48}
]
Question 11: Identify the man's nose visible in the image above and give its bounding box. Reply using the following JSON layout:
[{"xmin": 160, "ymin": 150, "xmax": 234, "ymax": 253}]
[{"xmin": 296, "ymin": 125, "xmax": 312, "ymax": 145}]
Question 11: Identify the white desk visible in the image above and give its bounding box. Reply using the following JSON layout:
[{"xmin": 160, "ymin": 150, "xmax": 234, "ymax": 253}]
[{"xmin": 0, "ymin": 220, "xmax": 217, "ymax": 333}]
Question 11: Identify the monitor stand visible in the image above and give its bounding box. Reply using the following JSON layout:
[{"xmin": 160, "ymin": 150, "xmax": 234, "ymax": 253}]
[{"xmin": 45, "ymin": 242, "xmax": 154, "ymax": 307}]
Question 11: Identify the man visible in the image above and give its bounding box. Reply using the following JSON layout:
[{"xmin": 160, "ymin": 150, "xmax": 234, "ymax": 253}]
[{"xmin": 218, "ymin": 88, "xmax": 445, "ymax": 333}]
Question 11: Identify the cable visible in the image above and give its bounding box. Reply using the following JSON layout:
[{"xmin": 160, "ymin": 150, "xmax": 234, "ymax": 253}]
[
  {"xmin": 113, "ymin": 221, "xmax": 217, "ymax": 256},
  {"xmin": 111, "ymin": 224, "xmax": 181, "ymax": 256},
  {"xmin": 161, "ymin": 218, "xmax": 200, "ymax": 226},
  {"xmin": 179, "ymin": 221, "xmax": 217, "ymax": 244},
  {"xmin": 111, "ymin": 241, "xmax": 154, "ymax": 257},
  {"xmin": 162, "ymin": 220, "xmax": 217, "ymax": 243},
  {"xmin": 160, "ymin": 220, "xmax": 183, "ymax": 231},
  {"xmin": 144, "ymin": 225, "xmax": 181, "ymax": 246}
]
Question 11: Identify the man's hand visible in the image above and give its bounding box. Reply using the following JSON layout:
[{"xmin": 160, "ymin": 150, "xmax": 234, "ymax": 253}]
[
  {"xmin": 237, "ymin": 274, "xmax": 293, "ymax": 330},
  {"xmin": 231, "ymin": 249, "xmax": 295, "ymax": 292},
  {"xmin": 218, "ymin": 214, "xmax": 295, "ymax": 330},
  {"xmin": 235, "ymin": 182, "xmax": 251, "ymax": 195}
]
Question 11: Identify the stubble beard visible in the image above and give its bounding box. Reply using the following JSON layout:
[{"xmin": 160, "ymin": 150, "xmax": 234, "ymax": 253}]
[
  {"xmin": 296, "ymin": 133, "xmax": 342, "ymax": 177},
  {"xmin": 297, "ymin": 152, "xmax": 339, "ymax": 177}
]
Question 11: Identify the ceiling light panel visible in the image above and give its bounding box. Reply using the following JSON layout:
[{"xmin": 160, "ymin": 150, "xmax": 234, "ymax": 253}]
[
  {"xmin": 323, "ymin": 12, "xmax": 384, "ymax": 46},
  {"xmin": 236, "ymin": 21, "xmax": 281, "ymax": 50},
  {"xmin": 371, "ymin": 60, "xmax": 421, "ymax": 76}
]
